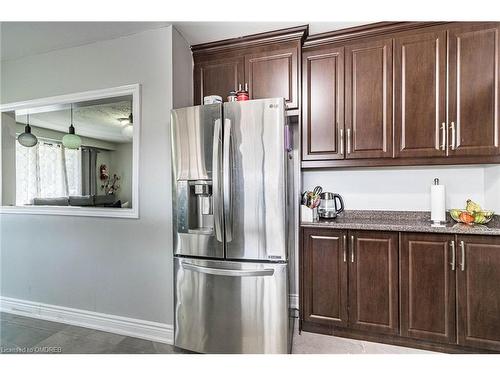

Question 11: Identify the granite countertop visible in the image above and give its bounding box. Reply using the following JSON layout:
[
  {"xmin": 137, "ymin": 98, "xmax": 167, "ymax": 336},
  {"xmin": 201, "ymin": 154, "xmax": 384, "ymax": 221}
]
[{"xmin": 300, "ymin": 210, "xmax": 500, "ymax": 236}]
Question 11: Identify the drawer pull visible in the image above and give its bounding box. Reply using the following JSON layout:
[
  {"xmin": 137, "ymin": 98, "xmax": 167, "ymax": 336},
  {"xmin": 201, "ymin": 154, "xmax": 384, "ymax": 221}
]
[
  {"xmin": 450, "ymin": 240, "xmax": 456, "ymax": 271},
  {"xmin": 460, "ymin": 240, "xmax": 465, "ymax": 271},
  {"xmin": 350, "ymin": 235, "xmax": 355, "ymax": 263},
  {"xmin": 343, "ymin": 235, "xmax": 347, "ymax": 262}
]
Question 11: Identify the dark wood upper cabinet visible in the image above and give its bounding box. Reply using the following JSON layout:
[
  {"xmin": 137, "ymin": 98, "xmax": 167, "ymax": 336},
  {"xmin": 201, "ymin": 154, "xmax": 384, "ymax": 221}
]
[
  {"xmin": 345, "ymin": 38, "xmax": 393, "ymax": 159},
  {"xmin": 302, "ymin": 228, "xmax": 348, "ymax": 327},
  {"xmin": 457, "ymin": 235, "xmax": 500, "ymax": 351},
  {"xmin": 302, "ymin": 47, "xmax": 344, "ymax": 161},
  {"xmin": 192, "ymin": 25, "xmax": 306, "ymax": 109},
  {"xmin": 193, "ymin": 57, "xmax": 244, "ymax": 105},
  {"xmin": 244, "ymin": 45, "xmax": 299, "ymax": 109},
  {"xmin": 192, "ymin": 22, "xmax": 500, "ymax": 168},
  {"xmin": 394, "ymin": 30, "xmax": 447, "ymax": 158},
  {"xmin": 448, "ymin": 23, "xmax": 500, "ymax": 156},
  {"xmin": 400, "ymin": 233, "xmax": 456, "ymax": 344},
  {"xmin": 348, "ymin": 231, "xmax": 399, "ymax": 334}
]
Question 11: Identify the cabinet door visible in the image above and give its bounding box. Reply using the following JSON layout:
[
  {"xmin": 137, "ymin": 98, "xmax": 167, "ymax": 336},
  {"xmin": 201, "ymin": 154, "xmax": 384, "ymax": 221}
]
[
  {"xmin": 302, "ymin": 47, "xmax": 344, "ymax": 161},
  {"xmin": 457, "ymin": 236, "xmax": 500, "ymax": 351},
  {"xmin": 394, "ymin": 30, "xmax": 447, "ymax": 158},
  {"xmin": 400, "ymin": 233, "xmax": 456, "ymax": 344},
  {"xmin": 348, "ymin": 231, "xmax": 399, "ymax": 334},
  {"xmin": 345, "ymin": 38, "xmax": 393, "ymax": 159},
  {"xmin": 448, "ymin": 23, "xmax": 500, "ymax": 156},
  {"xmin": 302, "ymin": 228, "xmax": 348, "ymax": 327},
  {"xmin": 193, "ymin": 57, "xmax": 244, "ymax": 105},
  {"xmin": 244, "ymin": 45, "xmax": 299, "ymax": 109}
]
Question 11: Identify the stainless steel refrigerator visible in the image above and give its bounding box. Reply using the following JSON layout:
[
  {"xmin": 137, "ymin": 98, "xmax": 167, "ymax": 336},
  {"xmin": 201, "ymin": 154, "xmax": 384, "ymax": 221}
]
[{"xmin": 171, "ymin": 98, "xmax": 291, "ymax": 354}]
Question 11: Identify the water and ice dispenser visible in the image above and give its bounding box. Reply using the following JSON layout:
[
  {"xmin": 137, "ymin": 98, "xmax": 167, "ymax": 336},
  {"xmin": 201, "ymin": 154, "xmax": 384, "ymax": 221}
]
[{"xmin": 176, "ymin": 180, "xmax": 214, "ymax": 234}]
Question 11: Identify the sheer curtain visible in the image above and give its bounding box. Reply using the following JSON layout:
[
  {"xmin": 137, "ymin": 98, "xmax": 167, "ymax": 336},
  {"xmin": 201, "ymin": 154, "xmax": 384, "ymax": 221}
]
[{"xmin": 16, "ymin": 141, "xmax": 82, "ymax": 205}]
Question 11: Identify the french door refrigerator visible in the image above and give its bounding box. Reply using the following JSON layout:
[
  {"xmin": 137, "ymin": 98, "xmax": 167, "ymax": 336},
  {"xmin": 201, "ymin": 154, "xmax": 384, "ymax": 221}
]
[{"xmin": 171, "ymin": 98, "xmax": 291, "ymax": 354}]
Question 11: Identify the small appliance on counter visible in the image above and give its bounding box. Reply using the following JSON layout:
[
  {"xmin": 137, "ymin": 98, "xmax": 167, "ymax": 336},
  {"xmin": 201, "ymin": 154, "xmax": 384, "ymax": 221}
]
[{"xmin": 318, "ymin": 192, "xmax": 344, "ymax": 219}]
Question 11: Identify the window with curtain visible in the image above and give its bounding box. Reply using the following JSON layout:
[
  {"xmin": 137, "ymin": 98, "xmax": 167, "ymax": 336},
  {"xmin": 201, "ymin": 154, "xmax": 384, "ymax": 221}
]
[{"xmin": 15, "ymin": 141, "xmax": 82, "ymax": 205}]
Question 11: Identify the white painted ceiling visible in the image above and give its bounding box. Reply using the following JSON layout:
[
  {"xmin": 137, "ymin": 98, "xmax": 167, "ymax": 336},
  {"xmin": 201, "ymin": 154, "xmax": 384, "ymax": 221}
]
[
  {"xmin": 173, "ymin": 22, "xmax": 369, "ymax": 45},
  {"xmin": 0, "ymin": 22, "xmax": 170, "ymax": 61},
  {"xmin": 1, "ymin": 21, "xmax": 369, "ymax": 61},
  {"xmin": 16, "ymin": 99, "xmax": 133, "ymax": 143}
]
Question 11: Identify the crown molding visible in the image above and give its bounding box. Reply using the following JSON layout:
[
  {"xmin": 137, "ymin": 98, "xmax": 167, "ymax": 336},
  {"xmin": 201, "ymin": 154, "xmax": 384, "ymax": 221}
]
[
  {"xmin": 303, "ymin": 22, "xmax": 451, "ymax": 48},
  {"xmin": 192, "ymin": 25, "xmax": 308, "ymax": 55}
]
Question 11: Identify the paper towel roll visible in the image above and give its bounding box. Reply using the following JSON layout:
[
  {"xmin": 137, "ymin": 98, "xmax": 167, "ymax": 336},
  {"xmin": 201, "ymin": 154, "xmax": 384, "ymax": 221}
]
[{"xmin": 431, "ymin": 184, "xmax": 446, "ymax": 223}]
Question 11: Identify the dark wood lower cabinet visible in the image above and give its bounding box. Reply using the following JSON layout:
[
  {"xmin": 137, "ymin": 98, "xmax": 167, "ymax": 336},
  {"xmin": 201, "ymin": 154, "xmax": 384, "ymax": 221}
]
[
  {"xmin": 302, "ymin": 229, "xmax": 399, "ymax": 333},
  {"xmin": 400, "ymin": 233, "xmax": 456, "ymax": 344},
  {"xmin": 457, "ymin": 235, "xmax": 500, "ymax": 351},
  {"xmin": 348, "ymin": 231, "xmax": 399, "ymax": 334},
  {"xmin": 301, "ymin": 228, "xmax": 500, "ymax": 353},
  {"xmin": 302, "ymin": 228, "xmax": 348, "ymax": 327}
]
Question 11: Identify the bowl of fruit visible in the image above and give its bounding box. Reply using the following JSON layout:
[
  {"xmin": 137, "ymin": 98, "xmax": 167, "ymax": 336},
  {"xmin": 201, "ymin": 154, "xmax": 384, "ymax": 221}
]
[{"xmin": 450, "ymin": 200, "xmax": 495, "ymax": 225}]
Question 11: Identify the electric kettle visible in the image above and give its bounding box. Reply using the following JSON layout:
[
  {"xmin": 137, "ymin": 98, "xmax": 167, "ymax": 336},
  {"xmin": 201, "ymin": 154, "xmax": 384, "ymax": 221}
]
[{"xmin": 318, "ymin": 192, "xmax": 345, "ymax": 219}]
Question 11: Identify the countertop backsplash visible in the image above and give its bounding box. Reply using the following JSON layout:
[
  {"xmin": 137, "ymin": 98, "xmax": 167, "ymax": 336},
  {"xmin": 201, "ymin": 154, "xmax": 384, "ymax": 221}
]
[{"xmin": 302, "ymin": 165, "xmax": 500, "ymax": 212}]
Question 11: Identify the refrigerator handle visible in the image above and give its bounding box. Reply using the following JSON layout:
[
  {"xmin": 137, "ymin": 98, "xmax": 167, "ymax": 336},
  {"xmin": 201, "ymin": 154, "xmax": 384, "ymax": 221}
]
[
  {"xmin": 182, "ymin": 262, "xmax": 274, "ymax": 277},
  {"xmin": 223, "ymin": 118, "xmax": 233, "ymax": 242},
  {"xmin": 212, "ymin": 119, "xmax": 223, "ymax": 242}
]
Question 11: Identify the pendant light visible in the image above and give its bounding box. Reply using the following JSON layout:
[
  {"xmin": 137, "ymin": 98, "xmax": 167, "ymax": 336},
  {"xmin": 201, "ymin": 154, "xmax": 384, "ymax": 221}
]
[
  {"xmin": 18, "ymin": 112, "xmax": 38, "ymax": 147},
  {"xmin": 62, "ymin": 104, "xmax": 82, "ymax": 149}
]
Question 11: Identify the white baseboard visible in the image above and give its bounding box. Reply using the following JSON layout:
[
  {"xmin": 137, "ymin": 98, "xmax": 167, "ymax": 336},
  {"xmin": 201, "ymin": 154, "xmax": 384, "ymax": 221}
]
[
  {"xmin": 289, "ymin": 294, "xmax": 298, "ymax": 309},
  {"xmin": 0, "ymin": 296, "xmax": 173, "ymax": 344}
]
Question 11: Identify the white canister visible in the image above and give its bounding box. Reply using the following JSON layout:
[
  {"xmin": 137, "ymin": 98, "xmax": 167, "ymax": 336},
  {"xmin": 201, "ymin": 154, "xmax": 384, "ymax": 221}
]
[{"xmin": 203, "ymin": 95, "xmax": 223, "ymax": 105}]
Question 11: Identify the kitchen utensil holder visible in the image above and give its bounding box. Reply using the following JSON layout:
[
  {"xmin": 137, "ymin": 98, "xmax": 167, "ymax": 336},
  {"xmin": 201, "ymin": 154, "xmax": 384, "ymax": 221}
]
[{"xmin": 301, "ymin": 205, "xmax": 318, "ymax": 222}]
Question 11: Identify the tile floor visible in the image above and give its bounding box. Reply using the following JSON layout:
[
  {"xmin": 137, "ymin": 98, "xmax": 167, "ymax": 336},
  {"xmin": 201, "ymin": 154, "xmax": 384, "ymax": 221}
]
[
  {"xmin": 0, "ymin": 312, "xmax": 188, "ymax": 354},
  {"xmin": 0, "ymin": 312, "xmax": 432, "ymax": 354},
  {"xmin": 292, "ymin": 327, "xmax": 432, "ymax": 354}
]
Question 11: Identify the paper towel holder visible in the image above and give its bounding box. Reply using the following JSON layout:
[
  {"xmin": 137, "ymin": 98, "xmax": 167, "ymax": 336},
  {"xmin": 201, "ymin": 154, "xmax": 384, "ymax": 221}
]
[{"xmin": 431, "ymin": 177, "xmax": 447, "ymax": 226}]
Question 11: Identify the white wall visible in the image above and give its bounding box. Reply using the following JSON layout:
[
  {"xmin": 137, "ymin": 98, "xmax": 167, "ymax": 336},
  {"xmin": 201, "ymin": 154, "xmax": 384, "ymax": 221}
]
[
  {"xmin": 0, "ymin": 26, "xmax": 192, "ymax": 325},
  {"xmin": 485, "ymin": 165, "xmax": 500, "ymax": 212},
  {"xmin": 172, "ymin": 27, "xmax": 193, "ymax": 109},
  {"xmin": 303, "ymin": 165, "xmax": 490, "ymax": 211}
]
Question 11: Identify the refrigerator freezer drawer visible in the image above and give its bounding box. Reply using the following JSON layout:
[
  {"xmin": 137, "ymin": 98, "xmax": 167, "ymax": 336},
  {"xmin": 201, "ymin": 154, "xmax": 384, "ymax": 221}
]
[{"xmin": 174, "ymin": 257, "xmax": 289, "ymax": 354}]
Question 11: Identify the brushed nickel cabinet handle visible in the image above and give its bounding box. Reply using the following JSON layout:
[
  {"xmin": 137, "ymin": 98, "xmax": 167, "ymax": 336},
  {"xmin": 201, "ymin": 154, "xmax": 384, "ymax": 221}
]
[
  {"xmin": 350, "ymin": 235, "xmax": 355, "ymax": 263},
  {"xmin": 440, "ymin": 122, "xmax": 446, "ymax": 151},
  {"xmin": 450, "ymin": 122, "xmax": 456, "ymax": 150},
  {"xmin": 343, "ymin": 235, "xmax": 347, "ymax": 263},
  {"xmin": 339, "ymin": 127, "xmax": 344, "ymax": 155},
  {"xmin": 347, "ymin": 129, "xmax": 351, "ymax": 154},
  {"xmin": 460, "ymin": 240, "xmax": 465, "ymax": 271},
  {"xmin": 450, "ymin": 240, "xmax": 456, "ymax": 271}
]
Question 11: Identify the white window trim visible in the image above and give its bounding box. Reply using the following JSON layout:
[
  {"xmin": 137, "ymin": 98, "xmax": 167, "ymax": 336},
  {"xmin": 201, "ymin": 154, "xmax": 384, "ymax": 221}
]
[{"xmin": 0, "ymin": 84, "xmax": 141, "ymax": 219}]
